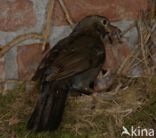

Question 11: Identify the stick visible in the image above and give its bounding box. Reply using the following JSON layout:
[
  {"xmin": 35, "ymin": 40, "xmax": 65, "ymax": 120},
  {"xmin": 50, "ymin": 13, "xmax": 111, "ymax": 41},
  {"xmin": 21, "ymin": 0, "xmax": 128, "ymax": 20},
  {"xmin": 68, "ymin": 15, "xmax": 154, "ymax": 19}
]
[
  {"xmin": 0, "ymin": 33, "xmax": 43, "ymax": 58},
  {"xmin": 42, "ymin": 0, "xmax": 56, "ymax": 51},
  {"xmin": 58, "ymin": 0, "xmax": 74, "ymax": 28}
]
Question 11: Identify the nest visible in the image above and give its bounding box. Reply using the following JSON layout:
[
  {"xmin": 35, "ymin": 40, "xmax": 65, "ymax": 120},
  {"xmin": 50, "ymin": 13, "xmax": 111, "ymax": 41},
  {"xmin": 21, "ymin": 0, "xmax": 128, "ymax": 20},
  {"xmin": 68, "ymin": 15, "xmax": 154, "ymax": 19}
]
[{"xmin": 62, "ymin": 77, "xmax": 156, "ymax": 137}]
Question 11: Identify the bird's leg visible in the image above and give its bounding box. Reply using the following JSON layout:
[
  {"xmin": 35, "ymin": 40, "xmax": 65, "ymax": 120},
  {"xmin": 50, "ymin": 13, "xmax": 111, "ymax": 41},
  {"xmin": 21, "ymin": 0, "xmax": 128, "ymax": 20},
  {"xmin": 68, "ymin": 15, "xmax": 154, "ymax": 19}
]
[
  {"xmin": 71, "ymin": 87, "xmax": 94, "ymax": 95},
  {"xmin": 82, "ymin": 87, "xmax": 94, "ymax": 95}
]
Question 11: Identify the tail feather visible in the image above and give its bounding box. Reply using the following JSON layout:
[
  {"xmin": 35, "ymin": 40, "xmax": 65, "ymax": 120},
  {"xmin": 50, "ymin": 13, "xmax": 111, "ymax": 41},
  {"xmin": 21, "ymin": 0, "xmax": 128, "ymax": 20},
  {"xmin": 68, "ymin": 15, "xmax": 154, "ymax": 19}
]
[{"xmin": 27, "ymin": 81, "xmax": 69, "ymax": 132}]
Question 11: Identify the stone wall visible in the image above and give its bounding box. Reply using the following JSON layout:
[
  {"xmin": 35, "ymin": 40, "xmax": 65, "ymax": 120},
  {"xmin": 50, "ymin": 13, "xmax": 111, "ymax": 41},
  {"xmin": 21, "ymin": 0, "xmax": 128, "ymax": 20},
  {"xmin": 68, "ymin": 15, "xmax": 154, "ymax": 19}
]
[{"xmin": 0, "ymin": 0, "xmax": 148, "ymax": 91}]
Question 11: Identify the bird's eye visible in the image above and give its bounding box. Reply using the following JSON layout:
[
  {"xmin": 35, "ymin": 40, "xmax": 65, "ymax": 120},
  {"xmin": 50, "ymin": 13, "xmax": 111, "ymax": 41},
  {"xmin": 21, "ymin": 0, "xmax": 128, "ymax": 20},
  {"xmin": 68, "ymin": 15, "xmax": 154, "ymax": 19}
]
[{"xmin": 102, "ymin": 19, "xmax": 107, "ymax": 25}]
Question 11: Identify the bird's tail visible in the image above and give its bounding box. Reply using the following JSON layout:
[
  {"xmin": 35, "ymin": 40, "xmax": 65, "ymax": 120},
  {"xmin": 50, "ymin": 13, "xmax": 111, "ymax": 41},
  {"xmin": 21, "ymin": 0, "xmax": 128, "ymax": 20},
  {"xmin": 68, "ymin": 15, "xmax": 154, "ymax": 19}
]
[{"xmin": 27, "ymin": 81, "xmax": 69, "ymax": 132}]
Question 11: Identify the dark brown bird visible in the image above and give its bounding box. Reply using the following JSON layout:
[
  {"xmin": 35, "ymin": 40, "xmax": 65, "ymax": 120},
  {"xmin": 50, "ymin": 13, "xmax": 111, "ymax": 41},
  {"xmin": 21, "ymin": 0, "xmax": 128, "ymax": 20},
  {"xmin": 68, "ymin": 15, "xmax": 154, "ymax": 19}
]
[{"xmin": 27, "ymin": 15, "xmax": 121, "ymax": 132}]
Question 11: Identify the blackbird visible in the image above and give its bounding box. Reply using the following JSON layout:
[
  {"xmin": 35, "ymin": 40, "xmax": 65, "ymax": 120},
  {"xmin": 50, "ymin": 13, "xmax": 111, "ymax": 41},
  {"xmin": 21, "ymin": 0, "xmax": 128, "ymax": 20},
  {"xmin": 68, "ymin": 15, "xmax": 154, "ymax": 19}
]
[{"xmin": 27, "ymin": 15, "xmax": 121, "ymax": 132}]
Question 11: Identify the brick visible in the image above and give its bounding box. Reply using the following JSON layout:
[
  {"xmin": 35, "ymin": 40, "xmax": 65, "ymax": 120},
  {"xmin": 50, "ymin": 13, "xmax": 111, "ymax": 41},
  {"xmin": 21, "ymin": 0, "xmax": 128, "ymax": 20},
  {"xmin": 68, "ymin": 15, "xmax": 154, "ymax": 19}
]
[
  {"xmin": 0, "ymin": 0, "xmax": 36, "ymax": 32},
  {"xmin": 53, "ymin": 0, "xmax": 147, "ymax": 25},
  {"xmin": 49, "ymin": 26, "xmax": 72, "ymax": 46},
  {"xmin": 103, "ymin": 41, "xmax": 130, "ymax": 72},
  {"xmin": 4, "ymin": 47, "xmax": 18, "ymax": 80},
  {"xmin": 17, "ymin": 43, "xmax": 49, "ymax": 80}
]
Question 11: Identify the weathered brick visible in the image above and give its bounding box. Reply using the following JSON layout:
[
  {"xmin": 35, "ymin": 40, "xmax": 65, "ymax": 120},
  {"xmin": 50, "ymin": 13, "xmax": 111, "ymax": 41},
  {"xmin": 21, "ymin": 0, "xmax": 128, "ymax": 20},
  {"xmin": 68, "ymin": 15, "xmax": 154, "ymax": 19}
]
[
  {"xmin": 4, "ymin": 47, "xmax": 18, "ymax": 80},
  {"xmin": 53, "ymin": 0, "xmax": 147, "ymax": 25},
  {"xmin": 0, "ymin": 0, "xmax": 36, "ymax": 32},
  {"xmin": 103, "ymin": 42, "xmax": 130, "ymax": 72},
  {"xmin": 17, "ymin": 43, "xmax": 49, "ymax": 80}
]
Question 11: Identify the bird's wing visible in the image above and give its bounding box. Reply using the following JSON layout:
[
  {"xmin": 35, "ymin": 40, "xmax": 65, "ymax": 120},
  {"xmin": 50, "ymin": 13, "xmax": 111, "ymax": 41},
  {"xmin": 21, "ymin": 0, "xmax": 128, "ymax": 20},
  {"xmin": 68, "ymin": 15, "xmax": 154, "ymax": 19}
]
[
  {"xmin": 46, "ymin": 52, "xmax": 90, "ymax": 81},
  {"xmin": 33, "ymin": 35, "xmax": 101, "ymax": 81},
  {"xmin": 32, "ymin": 38, "xmax": 67, "ymax": 80},
  {"xmin": 45, "ymin": 35, "xmax": 99, "ymax": 81}
]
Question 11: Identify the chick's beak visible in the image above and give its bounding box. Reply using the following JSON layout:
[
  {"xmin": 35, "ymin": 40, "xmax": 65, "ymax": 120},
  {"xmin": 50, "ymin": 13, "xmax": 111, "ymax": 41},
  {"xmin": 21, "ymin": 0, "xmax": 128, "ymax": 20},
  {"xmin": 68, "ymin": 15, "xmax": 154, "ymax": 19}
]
[{"xmin": 105, "ymin": 24, "xmax": 122, "ymax": 43}]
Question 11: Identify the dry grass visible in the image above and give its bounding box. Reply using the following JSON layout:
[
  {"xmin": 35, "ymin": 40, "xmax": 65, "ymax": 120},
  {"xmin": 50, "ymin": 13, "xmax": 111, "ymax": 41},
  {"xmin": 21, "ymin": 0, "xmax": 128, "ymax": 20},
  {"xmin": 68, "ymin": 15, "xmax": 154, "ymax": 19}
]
[
  {"xmin": 0, "ymin": 76, "xmax": 155, "ymax": 138},
  {"xmin": 62, "ymin": 76, "xmax": 156, "ymax": 137}
]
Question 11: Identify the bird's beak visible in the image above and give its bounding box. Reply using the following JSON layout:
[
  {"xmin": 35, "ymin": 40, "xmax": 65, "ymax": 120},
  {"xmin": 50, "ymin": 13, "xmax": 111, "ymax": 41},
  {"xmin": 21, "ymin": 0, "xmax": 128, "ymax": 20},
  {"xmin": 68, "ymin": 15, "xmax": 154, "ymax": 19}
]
[{"xmin": 105, "ymin": 24, "xmax": 122, "ymax": 43}]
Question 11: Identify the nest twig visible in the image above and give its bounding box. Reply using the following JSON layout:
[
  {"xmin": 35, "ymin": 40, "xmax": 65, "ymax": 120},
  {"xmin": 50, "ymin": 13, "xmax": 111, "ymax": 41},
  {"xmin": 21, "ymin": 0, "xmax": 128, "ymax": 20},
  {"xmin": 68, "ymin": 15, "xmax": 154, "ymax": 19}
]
[
  {"xmin": 42, "ymin": 0, "xmax": 56, "ymax": 51},
  {"xmin": 58, "ymin": 0, "xmax": 74, "ymax": 28}
]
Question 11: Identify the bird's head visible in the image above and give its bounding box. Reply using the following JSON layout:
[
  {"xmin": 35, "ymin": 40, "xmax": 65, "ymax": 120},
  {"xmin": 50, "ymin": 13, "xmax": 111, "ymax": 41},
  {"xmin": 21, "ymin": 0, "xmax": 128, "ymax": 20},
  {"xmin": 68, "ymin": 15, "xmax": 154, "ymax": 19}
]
[{"xmin": 72, "ymin": 15, "xmax": 121, "ymax": 42}]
